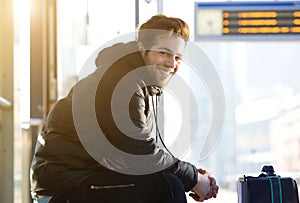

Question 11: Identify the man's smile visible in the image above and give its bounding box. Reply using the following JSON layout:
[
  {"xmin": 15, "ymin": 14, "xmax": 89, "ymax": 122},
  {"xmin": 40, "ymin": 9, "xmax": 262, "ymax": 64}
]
[{"xmin": 157, "ymin": 66, "xmax": 174, "ymax": 78}]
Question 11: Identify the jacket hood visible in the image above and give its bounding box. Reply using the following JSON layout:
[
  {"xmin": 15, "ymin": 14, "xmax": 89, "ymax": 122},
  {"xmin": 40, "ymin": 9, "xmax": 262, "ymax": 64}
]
[{"xmin": 95, "ymin": 41, "xmax": 140, "ymax": 69}]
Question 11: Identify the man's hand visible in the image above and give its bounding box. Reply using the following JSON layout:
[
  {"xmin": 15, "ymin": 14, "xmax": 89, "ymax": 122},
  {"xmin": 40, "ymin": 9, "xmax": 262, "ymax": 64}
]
[{"xmin": 189, "ymin": 168, "xmax": 219, "ymax": 202}]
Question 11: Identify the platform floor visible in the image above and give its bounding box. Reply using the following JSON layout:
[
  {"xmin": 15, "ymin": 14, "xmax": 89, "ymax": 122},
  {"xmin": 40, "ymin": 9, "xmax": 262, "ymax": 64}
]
[{"xmin": 187, "ymin": 189, "xmax": 237, "ymax": 203}]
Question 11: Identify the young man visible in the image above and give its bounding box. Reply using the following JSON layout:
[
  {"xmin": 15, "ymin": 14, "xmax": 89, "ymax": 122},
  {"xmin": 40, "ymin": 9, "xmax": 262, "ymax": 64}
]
[{"xmin": 31, "ymin": 14, "xmax": 218, "ymax": 203}]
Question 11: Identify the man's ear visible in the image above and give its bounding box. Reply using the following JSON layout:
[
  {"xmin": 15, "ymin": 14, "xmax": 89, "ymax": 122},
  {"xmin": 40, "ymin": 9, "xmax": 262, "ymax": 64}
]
[{"xmin": 137, "ymin": 41, "xmax": 145, "ymax": 51}]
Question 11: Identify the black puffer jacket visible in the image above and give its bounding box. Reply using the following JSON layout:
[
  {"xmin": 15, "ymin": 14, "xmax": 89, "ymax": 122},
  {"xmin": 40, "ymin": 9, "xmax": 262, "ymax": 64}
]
[{"xmin": 30, "ymin": 41, "xmax": 198, "ymax": 198}]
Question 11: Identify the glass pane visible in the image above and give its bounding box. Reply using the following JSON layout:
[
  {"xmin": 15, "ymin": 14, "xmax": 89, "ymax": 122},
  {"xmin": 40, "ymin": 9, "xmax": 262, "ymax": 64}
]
[{"xmin": 57, "ymin": 0, "xmax": 135, "ymax": 98}]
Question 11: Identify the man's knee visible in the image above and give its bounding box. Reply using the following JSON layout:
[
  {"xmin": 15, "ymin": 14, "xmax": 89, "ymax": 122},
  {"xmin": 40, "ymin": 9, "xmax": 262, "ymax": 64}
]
[{"xmin": 163, "ymin": 173, "xmax": 187, "ymax": 203}]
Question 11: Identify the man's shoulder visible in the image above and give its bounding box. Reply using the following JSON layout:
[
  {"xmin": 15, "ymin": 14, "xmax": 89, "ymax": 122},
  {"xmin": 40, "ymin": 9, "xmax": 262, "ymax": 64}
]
[{"xmin": 95, "ymin": 41, "xmax": 139, "ymax": 68}]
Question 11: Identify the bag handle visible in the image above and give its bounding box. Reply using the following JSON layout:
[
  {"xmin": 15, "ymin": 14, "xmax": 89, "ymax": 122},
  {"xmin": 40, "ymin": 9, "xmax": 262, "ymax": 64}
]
[{"xmin": 260, "ymin": 165, "xmax": 275, "ymax": 177}]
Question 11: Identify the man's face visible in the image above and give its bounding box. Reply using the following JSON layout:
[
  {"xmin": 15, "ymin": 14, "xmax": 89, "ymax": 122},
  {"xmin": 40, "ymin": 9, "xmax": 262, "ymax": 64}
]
[{"xmin": 140, "ymin": 34, "xmax": 186, "ymax": 88}]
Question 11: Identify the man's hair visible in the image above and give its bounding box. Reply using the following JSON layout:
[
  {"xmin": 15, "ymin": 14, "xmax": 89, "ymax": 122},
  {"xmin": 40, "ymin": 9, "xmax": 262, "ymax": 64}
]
[{"xmin": 137, "ymin": 14, "xmax": 190, "ymax": 49}]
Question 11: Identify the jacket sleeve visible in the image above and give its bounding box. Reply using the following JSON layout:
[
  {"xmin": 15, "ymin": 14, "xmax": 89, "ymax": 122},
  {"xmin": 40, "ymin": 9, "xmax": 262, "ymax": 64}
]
[{"xmin": 165, "ymin": 159, "xmax": 198, "ymax": 192}]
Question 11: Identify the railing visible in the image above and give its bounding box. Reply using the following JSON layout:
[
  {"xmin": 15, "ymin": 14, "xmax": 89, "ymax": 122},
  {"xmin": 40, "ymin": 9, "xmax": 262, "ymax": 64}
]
[{"xmin": 0, "ymin": 96, "xmax": 12, "ymax": 109}]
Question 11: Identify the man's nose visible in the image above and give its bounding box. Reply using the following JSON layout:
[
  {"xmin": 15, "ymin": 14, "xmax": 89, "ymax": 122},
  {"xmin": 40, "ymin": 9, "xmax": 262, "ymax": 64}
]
[{"xmin": 165, "ymin": 55, "xmax": 176, "ymax": 69}]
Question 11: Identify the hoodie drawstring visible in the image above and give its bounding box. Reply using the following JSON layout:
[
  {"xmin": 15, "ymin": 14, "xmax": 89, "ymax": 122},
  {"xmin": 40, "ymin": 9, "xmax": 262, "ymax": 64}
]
[{"xmin": 151, "ymin": 95, "xmax": 175, "ymax": 159}]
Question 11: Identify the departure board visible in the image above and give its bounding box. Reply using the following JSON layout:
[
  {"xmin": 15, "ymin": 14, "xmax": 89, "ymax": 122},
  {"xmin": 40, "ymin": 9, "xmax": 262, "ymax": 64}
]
[{"xmin": 195, "ymin": 1, "xmax": 300, "ymax": 40}]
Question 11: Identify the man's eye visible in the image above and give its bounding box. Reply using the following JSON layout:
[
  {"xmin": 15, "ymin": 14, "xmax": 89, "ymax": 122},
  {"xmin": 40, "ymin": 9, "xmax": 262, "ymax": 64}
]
[
  {"xmin": 159, "ymin": 51, "xmax": 182, "ymax": 61},
  {"xmin": 159, "ymin": 51, "xmax": 169, "ymax": 56},
  {"xmin": 175, "ymin": 56, "xmax": 182, "ymax": 61}
]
